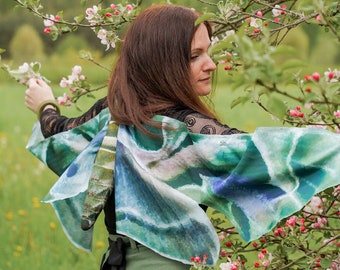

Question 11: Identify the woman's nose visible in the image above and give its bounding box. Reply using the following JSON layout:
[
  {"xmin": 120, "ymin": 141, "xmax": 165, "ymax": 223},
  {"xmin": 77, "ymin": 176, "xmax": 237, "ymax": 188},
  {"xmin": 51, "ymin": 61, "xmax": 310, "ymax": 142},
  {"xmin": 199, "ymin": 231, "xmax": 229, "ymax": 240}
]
[{"xmin": 204, "ymin": 55, "xmax": 217, "ymax": 71}]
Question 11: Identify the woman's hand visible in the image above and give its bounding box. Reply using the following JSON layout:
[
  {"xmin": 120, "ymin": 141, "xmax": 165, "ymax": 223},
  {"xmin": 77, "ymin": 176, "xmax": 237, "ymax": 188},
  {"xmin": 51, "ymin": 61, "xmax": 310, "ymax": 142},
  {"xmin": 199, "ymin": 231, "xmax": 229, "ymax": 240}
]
[{"xmin": 25, "ymin": 78, "xmax": 56, "ymax": 114}]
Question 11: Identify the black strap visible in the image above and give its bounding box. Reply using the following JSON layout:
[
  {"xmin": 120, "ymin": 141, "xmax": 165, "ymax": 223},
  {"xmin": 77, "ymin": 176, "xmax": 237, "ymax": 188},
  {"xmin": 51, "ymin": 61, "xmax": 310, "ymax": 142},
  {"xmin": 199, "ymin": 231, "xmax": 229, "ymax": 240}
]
[{"xmin": 100, "ymin": 237, "xmax": 126, "ymax": 270}]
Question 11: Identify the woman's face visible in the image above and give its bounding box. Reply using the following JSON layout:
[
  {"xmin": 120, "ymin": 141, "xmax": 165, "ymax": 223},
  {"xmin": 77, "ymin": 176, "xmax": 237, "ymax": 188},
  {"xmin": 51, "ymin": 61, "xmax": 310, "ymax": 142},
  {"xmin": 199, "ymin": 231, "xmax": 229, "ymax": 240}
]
[{"xmin": 190, "ymin": 24, "xmax": 216, "ymax": 96}]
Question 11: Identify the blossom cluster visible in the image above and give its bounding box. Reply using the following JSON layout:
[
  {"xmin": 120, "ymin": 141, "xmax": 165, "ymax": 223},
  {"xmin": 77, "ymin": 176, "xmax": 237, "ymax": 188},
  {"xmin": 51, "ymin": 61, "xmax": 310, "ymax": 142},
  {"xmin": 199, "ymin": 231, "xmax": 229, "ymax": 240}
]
[
  {"xmin": 57, "ymin": 65, "xmax": 90, "ymax": 105},
  {"xmin": 2, "ymin": 62, "xmax": 49, "ymax": 85},
  {"xmin": 286, "ymin": 68, "xmax": 340, "ymax": 131},
  {"xmin": 200, "ymin": 185, "xmax": 340, "ymax": 269},
  {"xmin": 85, "ymin": 3, "xmax": 135, "ymax": 50},
  {"xmin": 43, "ymin": 14, "xmax": 61, "ymax": 35},
  {"xmin": 43, "ymin": 3, "xmax": 136, "ymax": 50},
  {"xmin": 190, "ymin": 254, "xmax": 208, "ymax": 270},
  {"xmin": 214, "ymin": 3, "xmax": 323, "ymax": 72}
]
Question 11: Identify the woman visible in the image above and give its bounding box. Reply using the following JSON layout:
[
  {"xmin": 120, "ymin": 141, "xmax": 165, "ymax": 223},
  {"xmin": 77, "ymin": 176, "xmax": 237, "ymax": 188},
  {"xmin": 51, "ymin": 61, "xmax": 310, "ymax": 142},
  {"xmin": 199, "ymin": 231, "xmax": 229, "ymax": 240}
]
[
  {"xmin": 25, "ymin": 5, "xmax": 241, "ymax": 138},
  {"xmin": 25, "ymin": 4, "xmax": 243, "ymax": 270},
  {"xmin": 25, "ymin": 4, "xmax": 340, "ymax": 270}
]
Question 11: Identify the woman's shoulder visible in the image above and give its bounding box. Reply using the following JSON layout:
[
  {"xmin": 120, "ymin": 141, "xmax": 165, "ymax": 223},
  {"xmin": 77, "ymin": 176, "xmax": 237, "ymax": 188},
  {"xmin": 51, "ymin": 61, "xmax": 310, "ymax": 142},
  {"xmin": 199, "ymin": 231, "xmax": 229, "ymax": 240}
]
[
  {"xmin": 162, "ymin": 106, "xmax": 244, "ymax": 135},
  {"xmin": 161, "ymin": 106, "xmax": 197, "ymax": 122}
]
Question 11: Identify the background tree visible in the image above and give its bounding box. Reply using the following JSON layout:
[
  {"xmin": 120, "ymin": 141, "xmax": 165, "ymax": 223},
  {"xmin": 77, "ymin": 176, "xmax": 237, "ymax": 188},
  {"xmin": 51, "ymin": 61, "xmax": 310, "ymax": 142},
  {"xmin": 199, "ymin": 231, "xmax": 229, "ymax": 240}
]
[{"xmin": 9, "ymin": 24, "xmax": 45, "ymax": 63}]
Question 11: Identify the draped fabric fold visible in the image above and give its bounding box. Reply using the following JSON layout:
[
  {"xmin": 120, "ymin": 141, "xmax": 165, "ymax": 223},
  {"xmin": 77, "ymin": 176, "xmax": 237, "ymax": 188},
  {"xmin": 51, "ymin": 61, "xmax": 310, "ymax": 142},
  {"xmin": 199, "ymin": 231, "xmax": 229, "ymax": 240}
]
[{"xmin": 27, "ymin": 109, "xmax": 340, "ymax": 266}]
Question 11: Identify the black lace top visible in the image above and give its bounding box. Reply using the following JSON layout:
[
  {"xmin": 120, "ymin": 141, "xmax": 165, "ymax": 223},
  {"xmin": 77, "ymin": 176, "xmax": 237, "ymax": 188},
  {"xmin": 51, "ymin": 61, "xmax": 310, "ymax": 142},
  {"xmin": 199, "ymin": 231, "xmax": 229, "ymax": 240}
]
[{"xmin": 40, "ymin": 97, "xmax": 242, "ymax": 137}]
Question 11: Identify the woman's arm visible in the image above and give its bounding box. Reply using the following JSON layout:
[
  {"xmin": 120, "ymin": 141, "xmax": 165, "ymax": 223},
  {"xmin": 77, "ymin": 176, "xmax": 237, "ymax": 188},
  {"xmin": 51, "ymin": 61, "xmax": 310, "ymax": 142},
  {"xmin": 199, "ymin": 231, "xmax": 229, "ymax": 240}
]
[
  {"xmin": 40, "ymin": 98, "xmax": 107, "ymax": 137},
  {"xmin": 25, "ymin": 78, "xmax": 108, "ymax": 138}
]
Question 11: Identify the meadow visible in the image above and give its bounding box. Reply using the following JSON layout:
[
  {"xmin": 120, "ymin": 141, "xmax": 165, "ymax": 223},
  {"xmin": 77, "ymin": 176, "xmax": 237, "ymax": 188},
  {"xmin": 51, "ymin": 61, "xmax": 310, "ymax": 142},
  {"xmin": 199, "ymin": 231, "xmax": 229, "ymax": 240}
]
[{"xmin": 0, "ymin": 58, "xmax": 280, "ymax": 270}]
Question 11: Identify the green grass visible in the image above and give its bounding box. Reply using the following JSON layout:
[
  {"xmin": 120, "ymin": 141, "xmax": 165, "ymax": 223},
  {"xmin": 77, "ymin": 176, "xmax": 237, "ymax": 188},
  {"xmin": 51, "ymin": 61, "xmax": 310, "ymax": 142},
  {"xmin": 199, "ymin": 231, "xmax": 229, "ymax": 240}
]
[
  {"xmin": 0, "ymin": 73, "xmax": 277, "ymax": 269},
  {"xmin": 0, "ymin": 81, "xmax": 107, "ymax": 270}
]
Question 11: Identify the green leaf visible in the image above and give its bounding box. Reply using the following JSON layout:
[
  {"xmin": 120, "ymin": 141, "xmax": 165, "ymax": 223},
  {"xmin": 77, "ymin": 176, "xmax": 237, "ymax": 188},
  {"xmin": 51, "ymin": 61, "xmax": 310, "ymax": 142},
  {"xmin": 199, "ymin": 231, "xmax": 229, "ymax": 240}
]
[
  {"xmin": 74, "ymin": 15, "xmax": 84, "ymax": 23},
  {"xmin": 320, "ymin": 258, "xmax": 332, "ymax": 268},
  {"xmin": 230, "ymin": 96, "xmax": 250, "ymax": 109},
  {"xmin": 195, "ymin": 13, "xmax": 215, "ymax": 26},
  {"xmin": 280, "ymin": 59, "xmax": 307, "ymax": 71},
  {"xmin": 267, "ymin": 96, "xmax": 287, "ymax": 119},
  {"xmin": 303, "ymin": 92, "xmax": 317, "ymax": 103},
  {"xmin": 31, "ymin": 62, "xmax": 41, "ymax": 73},
  {"xmin": 210, "ymin": 37, "xmax": 235, "ymax": 54},
  {"xmin": 79, "ymin": 50, "xmax": 93, "ymax": 60},
  {"xmin": 0, "ymin": 48, "xmax": 5, "ymax": 54},
  {"xmin": 271, "ymin": 45, "xmax": 297, "ymax": 56}
]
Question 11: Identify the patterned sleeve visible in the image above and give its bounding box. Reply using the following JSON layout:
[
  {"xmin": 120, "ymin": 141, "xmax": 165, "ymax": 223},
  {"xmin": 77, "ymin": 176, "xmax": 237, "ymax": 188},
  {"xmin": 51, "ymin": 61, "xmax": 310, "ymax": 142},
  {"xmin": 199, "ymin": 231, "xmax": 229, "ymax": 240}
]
[
  {"xmin": 183, "ymin": 112, "xmax": 244, "ymax": 135},
  {"xmin": 163, "ymin": 107, "xmax": 244, "ymax": 135},
  {"xmin": 40, "ymin": 97, "xmax": 108, "ymax": 138}
]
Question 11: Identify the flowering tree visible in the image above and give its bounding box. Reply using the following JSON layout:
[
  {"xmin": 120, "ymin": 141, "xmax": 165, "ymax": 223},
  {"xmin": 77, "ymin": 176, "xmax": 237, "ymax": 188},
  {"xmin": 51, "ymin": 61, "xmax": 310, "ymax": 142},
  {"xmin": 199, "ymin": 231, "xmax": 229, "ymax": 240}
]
[{"xmin": 2, "ymin": 0, "xmax": 340, "ymax": 269}]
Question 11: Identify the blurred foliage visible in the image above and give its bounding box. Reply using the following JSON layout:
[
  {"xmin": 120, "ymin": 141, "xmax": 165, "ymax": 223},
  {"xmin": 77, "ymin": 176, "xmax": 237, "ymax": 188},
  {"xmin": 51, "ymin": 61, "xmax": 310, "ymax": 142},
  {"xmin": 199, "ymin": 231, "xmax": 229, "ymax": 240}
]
[{"xmin": 9, "ymin": 24, "xmax": 45, "ymax": 64}]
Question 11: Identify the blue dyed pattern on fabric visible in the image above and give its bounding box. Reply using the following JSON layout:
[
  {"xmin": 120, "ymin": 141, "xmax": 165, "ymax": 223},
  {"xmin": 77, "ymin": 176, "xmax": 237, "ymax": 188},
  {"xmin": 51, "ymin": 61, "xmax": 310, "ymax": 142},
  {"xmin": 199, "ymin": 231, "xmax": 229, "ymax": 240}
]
[{"xmin": 26, "ymin": 110, "xmax": 340, "ymax": 266}]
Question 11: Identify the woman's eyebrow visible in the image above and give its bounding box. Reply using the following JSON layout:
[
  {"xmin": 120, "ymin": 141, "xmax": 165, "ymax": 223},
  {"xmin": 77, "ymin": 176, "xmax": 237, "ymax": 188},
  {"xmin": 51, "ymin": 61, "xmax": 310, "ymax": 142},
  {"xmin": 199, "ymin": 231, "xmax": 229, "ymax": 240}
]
[{"xmin": 191, "ymin": 43, "xmax": 212, "ymax": 52}]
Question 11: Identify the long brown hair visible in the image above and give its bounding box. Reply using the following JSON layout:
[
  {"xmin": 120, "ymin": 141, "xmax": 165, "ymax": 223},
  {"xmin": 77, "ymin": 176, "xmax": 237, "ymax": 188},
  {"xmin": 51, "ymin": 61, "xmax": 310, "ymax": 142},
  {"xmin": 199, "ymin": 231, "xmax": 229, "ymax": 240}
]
[{"xmin": 107, "ymin": 4, "xmax": 216, "ymax": 133}]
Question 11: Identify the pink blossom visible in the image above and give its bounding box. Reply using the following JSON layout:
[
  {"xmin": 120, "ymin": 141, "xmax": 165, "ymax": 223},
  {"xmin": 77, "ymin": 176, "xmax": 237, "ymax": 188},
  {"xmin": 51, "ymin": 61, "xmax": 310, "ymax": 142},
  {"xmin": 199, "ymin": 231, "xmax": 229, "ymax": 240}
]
[
  {"xmin": 97, "ymin": 29, "xmax": 107, "ymax": 40},
  {"xmin": 286, "ymin": 216, "xmax": 296, "ymax": 227},
  {"xmin": 44, "ymin": 27, "xmax": 51, "ymax": 34},
  {"xmin": 250, "ymin": 17, "xmax": 262, "ymax": 28},
  {"xmin": 220, "ymin": 249, "xmax": 227, "ymax": 257},
  {"xmin": 57, "ymin": 93, "xmax": 70, "ymax": 105},
  {"xmin": 258, "ymin": 253, "xmax": 264, "ymax": 260},
  {"xmin": 333, "ymin": 185, "xmax": 340, "ymax": 196},
  {"xmin": 219, "ymin": 259, "xmax": 239, "ymax": 270},
  {"xmin": 289, "ymin": 110, "xmax": 298, "ymax": 117},
  {"xmin": 59, "ymin": 77, "xmax": 70, "ymax": 88},
  {"xmin": 304, "ymin": 103, "xmax": 313, "ymax": 109},
  {"xmin": 18, "ymin": 63, "xmax": 29, "ymax": 73},
  {"xmin": 327, "ymin": 71, "xmax": 334, "ymax": 80},
  {"xmin": 262, "ymin": 260, "xmax": 270, "ymax": 267},
  {"xmin": 325, "ymin": 68, "xmax": 340, "ymax": 82},
  {"xmin": 274, "ymin": 227, "xmax": 286, "ymax": 237},
  {"xmin": 85, "ymin": 6, "xmax": 98, "ymax": 20},
  {"xmin": 312, "ymin": 221, "xmax": 322, "ymax": 229},
  {"xmin": 312, "ymin": 72, "xmax": 320, "ymax": 81},
  {"xmin": 218, "ymin": 234, "xmax": 225, "ymax": 242},
  {"xmin": 334, "ymin": 110, "xmax": 340, "ymax": 118},
  {"xmin": 272, "ymin": 5, "xmax": 282, "ymax": 17},
  {"xmin": 304, "ymin": 75, "xmax": 312, "ymax": 81},
  {"xmin": 319, "ymin": 217, "xmax": 327, "ymax": 225},
  {"xmin": 304, "ymin": 196, "xmax": 324, "ymax": 214},
  {"xmin": 72, "ymin": 65, "xmax": 82, "ymax": 76},
  {"xmin": 126, "ymin": 4, "xmax": 133, "ymax": 11},
  {"xmin": 43, "ymin": 15, "xmax": 57, "ymax": 27}
]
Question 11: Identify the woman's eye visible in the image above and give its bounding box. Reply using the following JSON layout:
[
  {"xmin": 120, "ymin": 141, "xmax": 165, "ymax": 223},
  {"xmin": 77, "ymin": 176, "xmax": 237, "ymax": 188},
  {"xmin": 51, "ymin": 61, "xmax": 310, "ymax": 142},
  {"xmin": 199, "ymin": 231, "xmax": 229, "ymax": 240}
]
[{"xmin": 190, "ymin": 55, "xmax": 199, "ymax": 60}]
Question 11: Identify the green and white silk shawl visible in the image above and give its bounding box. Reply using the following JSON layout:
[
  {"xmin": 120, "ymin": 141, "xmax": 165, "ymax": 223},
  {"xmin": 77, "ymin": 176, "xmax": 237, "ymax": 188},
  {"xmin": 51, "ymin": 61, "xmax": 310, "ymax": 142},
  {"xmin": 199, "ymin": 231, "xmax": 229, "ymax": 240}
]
[{"xmin": 26, "ymin": 108, "xmax": 340, "ymax": 266}]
